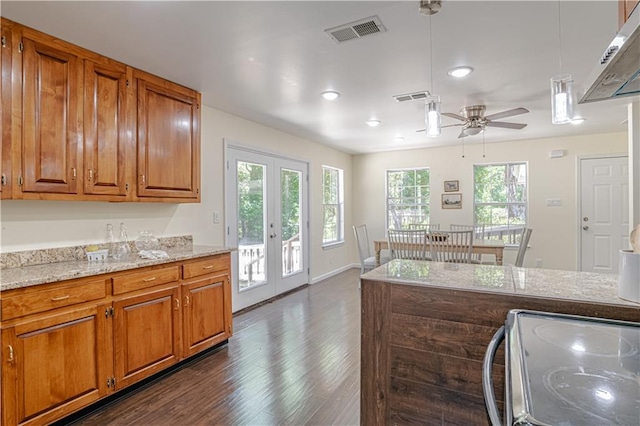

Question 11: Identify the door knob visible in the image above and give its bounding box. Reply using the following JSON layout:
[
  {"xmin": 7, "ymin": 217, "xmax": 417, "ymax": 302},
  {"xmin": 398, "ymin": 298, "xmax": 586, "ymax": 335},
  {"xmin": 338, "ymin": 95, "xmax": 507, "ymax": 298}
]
[{"xmin": 582, "ymin": 226, "xmax": 589, "ymax": 231}]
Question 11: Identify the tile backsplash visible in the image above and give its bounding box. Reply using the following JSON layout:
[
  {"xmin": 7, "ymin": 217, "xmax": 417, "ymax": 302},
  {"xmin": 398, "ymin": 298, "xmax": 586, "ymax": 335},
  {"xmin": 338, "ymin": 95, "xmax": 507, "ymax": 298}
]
[{"xmin": 0, "ymin": 235, "xmax": 193, "ymax": 269}]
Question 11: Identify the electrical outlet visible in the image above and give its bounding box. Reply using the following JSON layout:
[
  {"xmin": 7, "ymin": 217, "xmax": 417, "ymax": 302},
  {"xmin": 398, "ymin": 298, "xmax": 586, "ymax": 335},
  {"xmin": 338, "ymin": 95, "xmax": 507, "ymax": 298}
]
[
  {"xmin": 535, "ymin": 258, "xmax": 543, "ymax": 268},
  {"xmin": 213, "ymin": 211, "xmax": 220, "ymax": 224}
]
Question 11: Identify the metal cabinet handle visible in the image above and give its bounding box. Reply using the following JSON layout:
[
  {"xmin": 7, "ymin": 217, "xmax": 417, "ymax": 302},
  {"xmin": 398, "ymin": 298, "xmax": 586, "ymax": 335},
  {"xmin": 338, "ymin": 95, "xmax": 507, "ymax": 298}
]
[
  {"xmin": 71, "ymin": 167, "xmax": 77, "ymax": 180},
  {"xmin": 7, "ymin": 345, "xmax": 14, "ymax": 363},
  {"xmin": 50, "ymin": 295, "xmax": 70, "ymax": 301},
  {"xmin": 143, "ymin": 277, "xmax": 157, "ymax": 282},
  {"xmin": 174, "ymin": 298, "xmax": 180, "ymax": 310},
  {"xmin": 88, "ymin": 169, "xmax": 93, "ymax": 181},
  {"xmin": 202, "ymin": 265, "xmax": 214, "ymax": 270},
  {"xmin": 184, "ymin": 296, "xmax": 190, "ymax": 307}
]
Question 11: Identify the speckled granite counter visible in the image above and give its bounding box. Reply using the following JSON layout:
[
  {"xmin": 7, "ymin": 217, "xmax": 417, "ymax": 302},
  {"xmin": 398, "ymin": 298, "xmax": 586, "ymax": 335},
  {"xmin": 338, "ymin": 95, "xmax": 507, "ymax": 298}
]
[
  {"xmin": 362, "ymin": 259, "xmax": 637, "ymax": 308},
  {"xmin": 0, "ymin": 246, "xmax": 234, "ymax": 291},
  {"xmin": 360, "ymin": 260, "xmax": 639, "ymax": 425}
]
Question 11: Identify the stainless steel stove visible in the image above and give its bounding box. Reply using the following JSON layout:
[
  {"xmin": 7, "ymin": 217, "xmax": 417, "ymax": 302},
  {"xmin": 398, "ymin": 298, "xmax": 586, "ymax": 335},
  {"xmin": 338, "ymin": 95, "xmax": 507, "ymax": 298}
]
[{"xmin": 483, "ymin": 310, "xmax": 640, "ymax": 425}]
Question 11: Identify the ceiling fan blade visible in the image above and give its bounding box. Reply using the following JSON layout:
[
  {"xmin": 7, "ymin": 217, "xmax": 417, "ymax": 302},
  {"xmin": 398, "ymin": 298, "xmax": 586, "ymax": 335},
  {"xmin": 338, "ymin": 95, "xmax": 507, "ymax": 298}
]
[
  {"xmin": 486, "ymin": 121, "xmax": 527, "ymax": 130},
  {"xmin": 442, "ymin": 123, "xmax": 464, "ymax": 128},
  {"xmin": 416, "ymin": 129, "xmax": 426, "ymax": 133},
  {"xmin": 484, "ymin": 107, "xmax": 529, "ymax": 121},
  {"xmin": 457, "ymin": 129, "xmax": 468, "ymax": 139},
  {"xmin": 442, "ymin": 112, "xmax": 466, "ymax": 121}
]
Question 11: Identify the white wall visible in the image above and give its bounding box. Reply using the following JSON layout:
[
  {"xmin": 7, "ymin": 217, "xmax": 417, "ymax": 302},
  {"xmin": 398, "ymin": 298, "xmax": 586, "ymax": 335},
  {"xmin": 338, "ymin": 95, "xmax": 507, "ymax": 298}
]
[
  {"xmin": 352, "ymin": 132, "xmax": 628, "ymax": 270},
  {"xmin": 0, "ymin": 106, "xmax": 354, "ymax": 281}
]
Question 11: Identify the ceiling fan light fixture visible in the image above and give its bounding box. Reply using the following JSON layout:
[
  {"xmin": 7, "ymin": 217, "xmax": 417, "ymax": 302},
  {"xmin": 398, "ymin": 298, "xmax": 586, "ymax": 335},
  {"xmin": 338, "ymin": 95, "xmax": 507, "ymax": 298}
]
[
  {"xmin": 463, "ymin": 126, "xmax": 483, "ymax": 136},
  {"xmin": 571, "ymin": 117, "xmax": 586, "ymax": 125},
  {"xmin": 320, "ymin": 90, "xmax": 340, "ymax": 100},
  {"xmin": 366, "ymin": 119, "xmax": 381, "ymax": 127},
  {"xmin": 425, "ymin": 95, "xmax": 442, "ymax": 137},
  {"xmin": 551, "ymin": 74, "xmax": 574, "ymax": 124},
  {"xmin": 447, "ymin": 66, "xmax": 473, "ymax": 78}
]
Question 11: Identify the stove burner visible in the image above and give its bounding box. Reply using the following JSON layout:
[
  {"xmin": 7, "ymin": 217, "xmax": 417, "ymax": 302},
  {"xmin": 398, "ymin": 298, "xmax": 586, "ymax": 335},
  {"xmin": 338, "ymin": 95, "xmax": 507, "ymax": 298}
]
[
  {"xmin": 541, "ymin": 366, "xmax": 640, "ymax": 424},
  {"xmin": 533, "ymin": 323, "xmax": 638, "ymax": 357}
]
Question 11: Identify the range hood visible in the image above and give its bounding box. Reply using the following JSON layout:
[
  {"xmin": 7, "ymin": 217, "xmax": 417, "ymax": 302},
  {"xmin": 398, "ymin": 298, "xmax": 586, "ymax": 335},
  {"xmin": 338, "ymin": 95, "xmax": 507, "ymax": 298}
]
[{"xmin": 579, "ymin": 4, "xmax": 640, "ymax": 103}]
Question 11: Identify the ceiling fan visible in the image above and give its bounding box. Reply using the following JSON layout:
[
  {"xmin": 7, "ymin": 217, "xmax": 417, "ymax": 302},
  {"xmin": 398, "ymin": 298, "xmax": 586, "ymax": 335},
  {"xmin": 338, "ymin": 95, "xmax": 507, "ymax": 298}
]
[{"xmin": 418, "ymin": 105, "xmax": 529, "ymax": 138}]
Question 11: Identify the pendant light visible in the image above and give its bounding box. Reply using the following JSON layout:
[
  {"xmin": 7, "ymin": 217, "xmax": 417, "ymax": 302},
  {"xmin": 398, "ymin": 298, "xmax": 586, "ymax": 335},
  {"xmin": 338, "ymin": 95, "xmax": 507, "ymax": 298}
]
[
  {"xmin": 550, "ymin": 0, "xmax": 573, "ymax": 124},
  {"xmin": 424, "ymin": 11, "xmax": 441, "ymax": 137}
]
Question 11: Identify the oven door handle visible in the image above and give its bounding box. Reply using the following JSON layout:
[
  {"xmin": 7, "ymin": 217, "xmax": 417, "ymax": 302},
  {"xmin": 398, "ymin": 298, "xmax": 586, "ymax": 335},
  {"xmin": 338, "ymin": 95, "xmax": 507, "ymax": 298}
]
[{"xmin": 483, "ymin": 325, "xmax": 505, "ymax": 426}]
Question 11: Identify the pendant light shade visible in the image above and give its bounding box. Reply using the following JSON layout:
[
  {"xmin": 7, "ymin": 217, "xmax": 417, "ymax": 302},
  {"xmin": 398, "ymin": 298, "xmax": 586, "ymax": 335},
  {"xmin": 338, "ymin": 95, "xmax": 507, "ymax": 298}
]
[
  {"xmin": 551, "ymin": 74, "xmax": 574, "ymax": 124},
  {"xmin": 425, "ymin": 94, "xmax": 441, "ymax": 137}
]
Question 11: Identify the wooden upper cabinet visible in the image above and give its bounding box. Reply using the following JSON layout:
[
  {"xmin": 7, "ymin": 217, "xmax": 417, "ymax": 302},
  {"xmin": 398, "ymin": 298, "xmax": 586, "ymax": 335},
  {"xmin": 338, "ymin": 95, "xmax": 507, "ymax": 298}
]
[
  {"xmin": 619, "ymin": 0, "xmax": 639, "ymax": 27},
  {"xmin": 20, "ymin": 31, "xmax": 82, "ymax": 194},
  {"xmin": 1, "ymin": 19, "xmax": 13, "ymax": 198},
  {"xmin": 83, "ymin": 60, "xmax": 131, "ymax": 198},
  {"xmin": 135, "ymin": 70, "xmax": 201, "ymax": 201}
]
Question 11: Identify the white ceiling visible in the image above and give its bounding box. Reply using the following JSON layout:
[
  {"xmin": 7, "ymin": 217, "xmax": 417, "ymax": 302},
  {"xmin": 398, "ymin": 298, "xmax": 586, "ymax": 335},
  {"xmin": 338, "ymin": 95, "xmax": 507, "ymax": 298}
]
[{"xmin": 2, "ymin": 1, "xmax": 637, "ymax": 154}]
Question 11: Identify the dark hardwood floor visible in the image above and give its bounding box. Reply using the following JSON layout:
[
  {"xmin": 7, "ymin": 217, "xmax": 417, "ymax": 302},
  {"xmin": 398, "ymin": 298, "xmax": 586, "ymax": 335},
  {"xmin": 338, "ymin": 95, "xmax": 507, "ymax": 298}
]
[{"xmin": 73, "ymin": 268, "xmax": 362, "ymax": 425}]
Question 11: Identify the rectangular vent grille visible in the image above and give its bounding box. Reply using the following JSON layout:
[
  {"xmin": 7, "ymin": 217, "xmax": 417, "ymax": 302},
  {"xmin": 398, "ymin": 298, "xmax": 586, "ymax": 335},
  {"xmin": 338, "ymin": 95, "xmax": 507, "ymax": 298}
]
[
  {"xmin": 325, "ymin": 16, "xmax": 386, "ymax": 44},
  {"xmin": 392, "ymin": 91, "xmax": 429, "ymax": 102}
]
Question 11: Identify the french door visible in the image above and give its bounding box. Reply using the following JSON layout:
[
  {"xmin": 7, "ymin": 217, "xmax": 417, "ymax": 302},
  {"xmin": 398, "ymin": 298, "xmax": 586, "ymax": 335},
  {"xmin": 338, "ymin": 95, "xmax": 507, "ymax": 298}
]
[{"xmin": 225, "ymin": 145, "xmax": 309, "ymax": 312}]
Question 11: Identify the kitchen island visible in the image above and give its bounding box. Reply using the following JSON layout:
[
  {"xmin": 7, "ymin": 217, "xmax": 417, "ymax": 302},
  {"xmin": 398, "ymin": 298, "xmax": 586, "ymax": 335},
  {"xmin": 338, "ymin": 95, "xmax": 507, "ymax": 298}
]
[{"xmin": 360, "ymin": 260, "xmax": 640, "ymax": 425}]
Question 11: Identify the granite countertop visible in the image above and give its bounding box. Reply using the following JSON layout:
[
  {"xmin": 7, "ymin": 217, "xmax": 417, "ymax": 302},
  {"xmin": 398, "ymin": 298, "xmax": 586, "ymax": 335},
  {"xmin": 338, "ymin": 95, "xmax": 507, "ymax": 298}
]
[
  {"xmin": 362, "ymin": 259, "xmax": 639, "ymax": 308},
  {"xmin": 0, "ymin": 245, "xmax": 234, "ymax": 291}
]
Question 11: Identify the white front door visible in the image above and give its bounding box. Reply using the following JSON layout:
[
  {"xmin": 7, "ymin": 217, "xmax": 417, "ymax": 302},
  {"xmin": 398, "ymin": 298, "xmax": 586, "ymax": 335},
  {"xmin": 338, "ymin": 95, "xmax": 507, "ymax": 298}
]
[
  {"xmin": 225, "ymin": 145, "xmax": 309, "ymax": 312},
  {"xmin": 579, "ymin": 156, "xmax": 629, "ymax": 273}
]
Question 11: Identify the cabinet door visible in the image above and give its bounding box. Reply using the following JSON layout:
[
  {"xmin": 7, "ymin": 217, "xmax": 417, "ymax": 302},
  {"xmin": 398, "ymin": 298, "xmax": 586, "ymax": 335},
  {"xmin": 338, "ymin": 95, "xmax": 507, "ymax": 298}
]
[
  {"xmin": 135, "ymin": 70, "xmax": 200, "ymax": 200},
  {"xmin": 1, "ymin": 304, "xmax": 111, "ymax": 426},
  {"xmin": 1, "ymin": 19, "xmax": 12, "ymax": 198},
  {"xmin": 182, "ymin": 273, "xmax": 232, "ymax": 357},
  {"xmin": 83, "ymin": 60, "xmax": 131, "ymax": 197},
  {"xmin": 21, "ymin": 32, "xmax": 81, "ymax": 194},
  {"xmin": 113, "ymin": 285, "xmax": 181, "ymax": 389}
]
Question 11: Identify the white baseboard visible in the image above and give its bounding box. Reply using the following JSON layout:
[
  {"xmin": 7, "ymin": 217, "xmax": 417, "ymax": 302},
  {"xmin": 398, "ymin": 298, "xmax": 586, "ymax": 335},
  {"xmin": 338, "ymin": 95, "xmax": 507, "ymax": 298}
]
[{"xmin": 310, "ymin": 263, "xmax": 360, "ymax": 284}]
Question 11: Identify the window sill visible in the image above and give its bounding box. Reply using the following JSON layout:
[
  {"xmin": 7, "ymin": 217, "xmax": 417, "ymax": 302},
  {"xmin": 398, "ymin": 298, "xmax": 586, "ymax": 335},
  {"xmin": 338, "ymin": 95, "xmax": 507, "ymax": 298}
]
[{"xmin": 322, "ymin": 241, "xmax": 345, "ymax": 250}]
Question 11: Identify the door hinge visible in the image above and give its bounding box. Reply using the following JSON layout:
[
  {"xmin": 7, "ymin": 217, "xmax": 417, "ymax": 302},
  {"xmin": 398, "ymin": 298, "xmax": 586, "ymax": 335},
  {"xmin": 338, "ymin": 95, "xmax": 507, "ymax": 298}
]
[
  {"xmin": 307, "ymin": 267, "xmax": 310, "ymax": 274},
  {"xmin": 1, "ymin": 36, "xmax": 6, "ymax": 48},
  {"xmin": 126, "ymin": 79, "xmax": 130, "ymax": 87},
  {"xmin": 105, "ymin": 306, "xmax": 114, "ymax": 318},
  {"xmin": 1, "ymin": 174, "xmax": 6, "ymax": 186},
  {"xmin": 125, "ymin": 183, "xmax": 129, "ymax": 192},
  {"xmin": 196, "ymin": 188, "xmax": 199, "ymax": 194},
  {"xmin": 18, "ymin": 175, "xmax": 23, "ymax": 186},
  {"xmin": 226, "ymin": 160, "xmax": 229, "ymax": 170},
  {"xmin": 18, "ymin": 42, "xmax": 23, "ymax": 53},
  {"xmin": 227, "ymin": 226, "xmax": 230, "ymax": 236}
]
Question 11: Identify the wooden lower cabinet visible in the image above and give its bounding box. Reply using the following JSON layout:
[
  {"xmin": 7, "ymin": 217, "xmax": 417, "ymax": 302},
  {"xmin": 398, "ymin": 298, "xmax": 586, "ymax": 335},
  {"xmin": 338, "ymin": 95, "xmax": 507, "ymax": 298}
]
[
  {"xmin": 113, "ymin": 284, "xmax": 181, "ymax": 389},
  {"xmin": 0, "ymin": 253, "xmax": 232, "ymax": 426},
  {"xmin": 1, "ymin": 304, "xmax": 112, "ymax": 426},
  {"xmin": 182, "ymin": 273, "xmax": 231, "ymax": 357}
]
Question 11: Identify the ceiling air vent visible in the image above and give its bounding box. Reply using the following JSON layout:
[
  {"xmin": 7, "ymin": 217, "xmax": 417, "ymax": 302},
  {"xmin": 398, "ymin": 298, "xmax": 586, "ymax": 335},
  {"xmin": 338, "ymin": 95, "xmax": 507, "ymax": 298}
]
[
  {"xmin": 392, "ymin": 91, "xmax": 429, "ymax": 102},
  {"xmin": 325, "ymin": 16, "xmax": 386, "ymax": 44}
]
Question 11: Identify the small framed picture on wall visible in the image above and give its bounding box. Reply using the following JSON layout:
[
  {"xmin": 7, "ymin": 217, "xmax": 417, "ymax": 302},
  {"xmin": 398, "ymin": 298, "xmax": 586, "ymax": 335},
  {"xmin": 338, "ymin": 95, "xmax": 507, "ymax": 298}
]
[
  {"xmin": 444, "ymin": 180, "xmax": 459, "ymax": 192},
  {"xmin": 442, "ymin": 193, "xmax": 462, "ymax": 209}
]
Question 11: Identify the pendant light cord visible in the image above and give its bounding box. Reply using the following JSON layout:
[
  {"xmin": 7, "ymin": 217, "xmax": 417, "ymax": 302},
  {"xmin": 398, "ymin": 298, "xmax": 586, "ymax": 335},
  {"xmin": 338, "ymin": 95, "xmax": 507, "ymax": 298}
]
[
  {"xmin": 557, "ymin": 0, "xmax": 562, "ymax": 73},
  {"xmin": 429, "ymin": 14, "xmax": 434, "ymax": 93},
  {"xmin": 482, "ymin": 131, "xmax": 486, "ymax": 158}
]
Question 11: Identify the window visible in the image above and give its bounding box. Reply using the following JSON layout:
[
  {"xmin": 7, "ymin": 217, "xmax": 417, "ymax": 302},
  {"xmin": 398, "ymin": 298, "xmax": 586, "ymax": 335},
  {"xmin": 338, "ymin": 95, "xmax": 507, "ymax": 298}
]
[
  {"xmin": 474, "ymin": 162, "xmax": 527, "ymax": 245},
  {"xmin": 322, "ymin": 166, "xmax": 344, "ymax": 245},
  {"xmin": 386, "ymin": 168, "xmax": 431, "ymax": 230}
]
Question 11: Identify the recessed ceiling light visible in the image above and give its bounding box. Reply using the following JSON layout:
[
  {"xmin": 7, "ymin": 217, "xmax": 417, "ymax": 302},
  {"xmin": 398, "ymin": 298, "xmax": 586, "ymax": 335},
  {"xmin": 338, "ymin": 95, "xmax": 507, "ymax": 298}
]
[
  {"xmin": 571, "ymin": 117, "xmax": 586, "ymax": 125},
  {"xmin": 447, "ymin": 66, "xmax": 473, "ymax": 78},
  {"xmin": 321, "ymin": 91, "xmax": 340, "ymax": 100},
  {"xmin": 366, "ymin": 119, "xmax": 381, "ymax": 127},
  {"xmin": 394, "ymin": 136, "xmax": 405, "ymax": 142}
]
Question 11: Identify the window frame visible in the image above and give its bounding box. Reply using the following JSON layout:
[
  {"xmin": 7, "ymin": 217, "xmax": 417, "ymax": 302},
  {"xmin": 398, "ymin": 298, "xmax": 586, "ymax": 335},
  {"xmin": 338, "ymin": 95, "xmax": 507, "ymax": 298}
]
[
  {"xmin": 473, "ymin": 161, "xmax": 528, "ymax": 247},
  {"xmin": 385, "ymin": 167, "xmax": 431, "ymax": 231},
  {"xmin": 321, "ymin": 165, "xmax": 344, "ymax": 247}
]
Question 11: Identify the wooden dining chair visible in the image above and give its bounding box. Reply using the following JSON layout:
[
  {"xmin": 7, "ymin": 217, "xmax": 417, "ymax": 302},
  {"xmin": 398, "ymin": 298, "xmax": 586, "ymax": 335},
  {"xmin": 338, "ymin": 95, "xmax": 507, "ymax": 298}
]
[
  {"xmin": 514, "ymin": 228, "xmax": 533, "ymax": 267},
  {"xmin": 408, "ymin": 223, "xmax": 440, "ymax": 232},
  {"xmin": 387, "ymin": 229, "xmax": 430, "ymax": 261},
  {"xmin": 353, "ymin": 224, "xmax": 390, "ymax": 273},
  {"xmin": 429, "ymin": 230, "xmax": 474, "ymax": 264},
  {"xmin": 450, "ymin": 224, "xmax": 486, "ymax": 264}
]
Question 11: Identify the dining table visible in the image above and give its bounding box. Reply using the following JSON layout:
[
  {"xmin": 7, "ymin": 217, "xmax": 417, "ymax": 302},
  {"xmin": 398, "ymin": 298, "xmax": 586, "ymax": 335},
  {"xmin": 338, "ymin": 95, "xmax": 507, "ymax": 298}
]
[{"xmin": 373, "ymin": 238, "xmax": 506, "ymax": 266}]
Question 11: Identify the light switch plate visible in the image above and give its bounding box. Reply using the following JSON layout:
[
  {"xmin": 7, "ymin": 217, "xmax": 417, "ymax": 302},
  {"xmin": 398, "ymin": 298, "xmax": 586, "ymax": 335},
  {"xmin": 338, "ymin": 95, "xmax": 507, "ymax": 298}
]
[{"xmin": 213, "ymin": 211, "xmax": 220, "ymax": 224}]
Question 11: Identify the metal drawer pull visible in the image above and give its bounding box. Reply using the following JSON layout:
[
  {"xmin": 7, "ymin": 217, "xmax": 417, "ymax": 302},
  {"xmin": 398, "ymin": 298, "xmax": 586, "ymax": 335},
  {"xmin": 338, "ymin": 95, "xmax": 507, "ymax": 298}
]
[
  {"xmin": 203, "ymin": 265, "xmax": 214, "ymax": 270},
  {"xmin": 7, "ymin": 345, "xmax": 14, "ymax": 362},
  {"xmin": 184, "ymin": 296, "xmax": 190, "ymax": 307},
  {"xmin": 175, "ymin": 298, "xmax": 180, "ymax": 310},
  {"xmin": 143, "ymin": 277, "xmax": 157, "ymax": 282},
  {"xmin": 50, "ymin": 295, "xmax": 70, "ymax": 301}
]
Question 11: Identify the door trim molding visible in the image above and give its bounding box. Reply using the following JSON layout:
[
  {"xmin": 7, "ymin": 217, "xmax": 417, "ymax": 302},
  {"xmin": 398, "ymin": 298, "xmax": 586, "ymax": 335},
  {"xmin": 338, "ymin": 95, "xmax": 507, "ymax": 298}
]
[{"xmin": 576, "ymin": 153, "xmax": 627, "ymax": 271}]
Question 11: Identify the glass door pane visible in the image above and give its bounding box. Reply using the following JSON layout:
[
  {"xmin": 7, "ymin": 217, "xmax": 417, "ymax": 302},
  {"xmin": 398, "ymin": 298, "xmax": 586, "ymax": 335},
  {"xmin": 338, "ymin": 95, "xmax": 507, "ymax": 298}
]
[
  {"xmin": 280, "ymin": 168, "xmax": 302, "ymax": 277},
  {"xmin": 237, "ymin": 161, "xmax": 267, "ymax": 290}
]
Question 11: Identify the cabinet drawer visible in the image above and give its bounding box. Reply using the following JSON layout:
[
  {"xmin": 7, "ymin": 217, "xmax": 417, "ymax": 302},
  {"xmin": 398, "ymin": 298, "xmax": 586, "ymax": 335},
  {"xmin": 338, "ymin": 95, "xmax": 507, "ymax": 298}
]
[
  {"xmin": 1, "ymin": 279, "xmax": 107, "ymax": 321},
  {"xmin": 183, "ymin": 254, "xmax": 229, "ymax": 279},
  {"xmin": 112, "ymin": 265, "xmax": 180, "ymax": 295}
]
